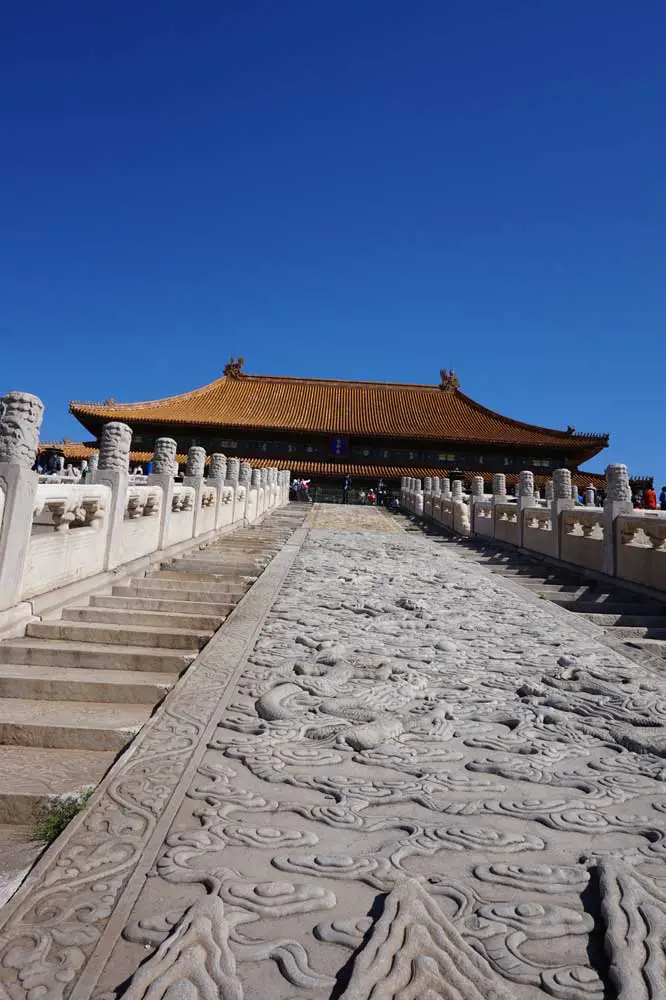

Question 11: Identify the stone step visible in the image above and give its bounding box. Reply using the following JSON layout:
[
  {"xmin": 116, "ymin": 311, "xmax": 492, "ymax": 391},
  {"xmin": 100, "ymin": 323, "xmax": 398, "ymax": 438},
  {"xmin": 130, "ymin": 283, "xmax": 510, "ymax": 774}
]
[
  {"xmin": 0, "ymin": 825, "xmax": 43, "ymax": 906},
  {"xmin": 584, "ymin": 613, "xmax": 666, "ymax": 628},
  {"xmin": 485, "ymin": 568, "xmax": 583, "ymax": 583},
  {"xmin": 608, "ymin": 626, "xmax": 666, "ymax": 640},
  {"xmin": 623, "ymin": 638, "xmax": 666, "ymax": 659},
  {"xmin": 132, "ymin": 575, "xmax": 244, "ymax": 594},
  {"xmin": 175, "ymin": 551, "xmax": 271, "ymax": 562},
  {"xmin": 63, "ymin": 605, "xmax": 224, "ymax": 632},
  {"xmin": 97, "ymin": 593, "xmax": 233, "ymax": 616},
  {"xmin": 0, "ymin": 639, "xmax": 193, "ymax": 672},
  {"xmin": 153, "ymin": 569, "xmax": 256, "ymax": 585},
  {"xmin": 120, "ymin": 581, "xmax": 244, "ymax": 602},
  {"xmin": 0, "ymin": 663, "xmax": 177, "ymax": 704},
  {"xmin": 26, "ymin": 620, "xmax": 211, "ymax": 651},
  {"xmin": 0, "ymin": 698, "xmax": 151, "ymax": 751},
  {"xmin": 0, "ymin": 746, "xmax": 115, "ymax": 823},
  {"xmin": 550, "ymin": 591, "xmax": 658, "ymax": 608},
  {"xmin": 515, "ymin": 582, "xmax": 590, "ymax": 595},
  {"xmin": 560, "ymin": 600, "xmax": 666, "ymax": 616}
]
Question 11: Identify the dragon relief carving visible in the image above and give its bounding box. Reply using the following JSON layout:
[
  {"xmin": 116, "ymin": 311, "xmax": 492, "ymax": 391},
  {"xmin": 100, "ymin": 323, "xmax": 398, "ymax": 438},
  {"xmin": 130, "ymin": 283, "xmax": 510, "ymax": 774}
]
[
  {"xmin": 103, "ymin": 523, "xmax": 666, "ymax": 997},
  {"xmin": 3, "ymin": 511, "xmax": 666, "ymax": 998}
]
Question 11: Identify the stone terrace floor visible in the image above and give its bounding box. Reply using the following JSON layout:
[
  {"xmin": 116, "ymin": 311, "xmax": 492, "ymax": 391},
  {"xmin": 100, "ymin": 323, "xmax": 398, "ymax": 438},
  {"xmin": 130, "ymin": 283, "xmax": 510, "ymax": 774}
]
[{"xmin": 2, "ymin": 504, "xmax": 666, "ymax": 998}]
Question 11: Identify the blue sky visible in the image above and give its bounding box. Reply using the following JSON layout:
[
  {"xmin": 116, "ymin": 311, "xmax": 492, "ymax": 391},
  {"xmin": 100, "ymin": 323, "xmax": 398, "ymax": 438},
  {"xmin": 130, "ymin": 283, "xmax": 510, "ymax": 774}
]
[{"xmin": 1, "ymin": 2, "xmax": 664, "ymax": 477}]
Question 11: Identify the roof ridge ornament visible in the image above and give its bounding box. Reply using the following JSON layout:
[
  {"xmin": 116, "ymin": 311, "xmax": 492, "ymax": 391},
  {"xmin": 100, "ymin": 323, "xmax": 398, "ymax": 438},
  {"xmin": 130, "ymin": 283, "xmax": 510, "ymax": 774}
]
[
  {"xmin": 224, "ymin": 356, "xmax": 246, "ymax": 378},
  {"xmin": 439, "ymin": 368, "xmax": 460, "ymax": 391}
]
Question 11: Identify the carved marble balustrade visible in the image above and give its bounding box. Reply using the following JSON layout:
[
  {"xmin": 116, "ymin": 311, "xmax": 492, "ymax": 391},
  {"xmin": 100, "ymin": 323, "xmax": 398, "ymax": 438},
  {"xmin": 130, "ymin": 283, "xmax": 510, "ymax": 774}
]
[
  {"xmin": 406, "ymin": 465, "xmax": 666, "ymax": 598},
  {"xmin": 0, "ymin": 389, "xmax": 292, "ymax": 626}
]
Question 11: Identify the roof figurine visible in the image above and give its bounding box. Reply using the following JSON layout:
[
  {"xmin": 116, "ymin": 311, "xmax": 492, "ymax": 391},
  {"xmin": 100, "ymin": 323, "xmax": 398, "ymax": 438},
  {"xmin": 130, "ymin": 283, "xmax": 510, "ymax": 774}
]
[
  {"xmin": 439, "ymin": 369, "xmax": 460, "ymax": 392},
  {"xmin": 224, "ymin": 356, "xmax": 246, "ymax": 379}
]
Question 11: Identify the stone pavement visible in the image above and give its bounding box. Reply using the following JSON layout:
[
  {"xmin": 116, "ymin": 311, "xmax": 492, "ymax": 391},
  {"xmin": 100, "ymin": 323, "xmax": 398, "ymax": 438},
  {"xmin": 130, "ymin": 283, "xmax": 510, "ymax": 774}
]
[{"xmin": 1, "ymin": 504, "xmax": 666, "ymax": 998}]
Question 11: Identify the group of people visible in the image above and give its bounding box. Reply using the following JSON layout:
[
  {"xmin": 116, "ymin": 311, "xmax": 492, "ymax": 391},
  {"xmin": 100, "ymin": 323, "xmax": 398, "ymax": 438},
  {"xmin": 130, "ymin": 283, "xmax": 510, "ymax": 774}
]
[
  {"xmin": 633, "ymin": 485, "xmax": 666, "ymax": 510},
  {"xmin": 342, "ymin": 477, "xmax": 397, "ymax": 508},
  {"xmin": 290, "ymin": 478, "xmax": 312, "ymax": 502},
  {"xmin": 573, "ymin": 484, "xmax": 665, "ymax": 511},
  {"xmin": 34, "ymin": 452, "xmax": 67, "ymax": 475}
]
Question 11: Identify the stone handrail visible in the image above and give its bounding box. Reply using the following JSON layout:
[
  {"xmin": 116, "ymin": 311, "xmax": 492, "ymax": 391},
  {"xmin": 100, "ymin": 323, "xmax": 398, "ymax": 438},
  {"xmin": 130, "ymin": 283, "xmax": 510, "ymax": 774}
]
[
  {"xmin": 616, "ymin": 512, "xmax": 666, "ymax": 591},
  {"xmin": 125, "ymin": 485, "xmax": 161, "ymax": 519},
  {"xmin": 402, "ymin": 465, "xmax": 666, "ymax": 596},
  {"xmin": 32, "ymin": 483, "xmax": 110, "ymax": 532},
  {"xmin": 0, "ymin": 391, "xmax": 292, "ymax": 621}
]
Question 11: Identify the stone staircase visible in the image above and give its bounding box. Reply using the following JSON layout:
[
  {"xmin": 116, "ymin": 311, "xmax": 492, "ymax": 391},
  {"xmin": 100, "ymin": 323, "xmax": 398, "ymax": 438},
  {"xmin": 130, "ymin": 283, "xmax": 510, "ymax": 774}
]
[
  {"xmin": 0, "ymin": 509, "xmax": 299, "ymax": 904},
  {"xmin": 429, "ymin": 530, "xmax": 666, "ymax": 661}
]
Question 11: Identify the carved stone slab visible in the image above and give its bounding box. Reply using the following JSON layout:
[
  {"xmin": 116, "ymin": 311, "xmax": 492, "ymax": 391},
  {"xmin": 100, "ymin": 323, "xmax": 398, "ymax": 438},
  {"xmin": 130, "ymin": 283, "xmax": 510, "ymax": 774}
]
[
  {"xmin": 94, "ymin": 508, "xmax": 666, "ymax": 996},
  {"xmin": 3, "ymin": 506, "xmax": 666, "ymax": 999}
]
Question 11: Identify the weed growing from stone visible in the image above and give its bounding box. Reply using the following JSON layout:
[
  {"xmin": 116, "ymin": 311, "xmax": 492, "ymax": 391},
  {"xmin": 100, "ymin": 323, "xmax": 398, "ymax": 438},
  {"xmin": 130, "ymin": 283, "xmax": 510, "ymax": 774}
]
[{"xmin": 35, "ymin": 787, "xmax": 94, "ymax": 844}]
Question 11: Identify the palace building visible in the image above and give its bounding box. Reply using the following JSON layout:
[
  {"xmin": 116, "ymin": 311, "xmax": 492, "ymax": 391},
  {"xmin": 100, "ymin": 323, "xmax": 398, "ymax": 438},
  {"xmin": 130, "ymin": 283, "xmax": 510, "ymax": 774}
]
[{"xmin": 65, "ymin": 359, "xmax": 609, "ymax": 490}]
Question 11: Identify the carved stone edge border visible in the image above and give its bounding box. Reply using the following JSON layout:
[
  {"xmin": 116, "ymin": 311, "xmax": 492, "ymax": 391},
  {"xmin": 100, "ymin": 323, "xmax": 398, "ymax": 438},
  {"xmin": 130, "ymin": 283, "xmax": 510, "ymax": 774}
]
[{"xmin": 0, "ymin": 514, "xmax": 309, "ymax": 999}]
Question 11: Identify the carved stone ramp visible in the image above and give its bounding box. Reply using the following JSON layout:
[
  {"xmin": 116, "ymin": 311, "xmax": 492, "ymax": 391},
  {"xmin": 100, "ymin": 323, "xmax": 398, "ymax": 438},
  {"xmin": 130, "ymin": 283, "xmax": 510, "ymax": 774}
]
[
  {"xmin": 2, "ymin": 504, "xmax": 666, "ymax": 998},
  {"xmin": 0, "ymin": 507, "xmax": 301, "ymax": 910}
]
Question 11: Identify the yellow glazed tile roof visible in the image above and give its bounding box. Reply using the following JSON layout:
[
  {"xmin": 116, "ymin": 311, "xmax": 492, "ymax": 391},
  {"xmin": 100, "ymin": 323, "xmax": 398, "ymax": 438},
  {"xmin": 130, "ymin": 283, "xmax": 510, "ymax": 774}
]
[{"xmin": 70, "ymin": 372, "xmax": 608, "ymax": 449}]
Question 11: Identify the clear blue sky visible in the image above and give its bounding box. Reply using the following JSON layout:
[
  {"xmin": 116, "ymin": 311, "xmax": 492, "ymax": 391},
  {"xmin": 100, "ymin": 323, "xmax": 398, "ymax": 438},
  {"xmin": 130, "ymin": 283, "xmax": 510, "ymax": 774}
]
[{"xmin": 1, "ymin": 2, "xmax": 664, "ymax": 477}]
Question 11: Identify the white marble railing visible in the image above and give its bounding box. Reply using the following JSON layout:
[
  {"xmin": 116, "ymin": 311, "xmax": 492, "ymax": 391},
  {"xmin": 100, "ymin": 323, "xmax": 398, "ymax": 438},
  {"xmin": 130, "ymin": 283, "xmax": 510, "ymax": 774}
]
[
  {"xmin": 24, "ymin": 484, "xmax": 112, "ymax": 599},
  {"xmin": 0, "ymin": 393, "xmax": 292, "ymax": 617},
  {"xmin": 32, "ymin": 483, "xmax": 110, "ymax": 533},
  {"xmin": 401, "ymin": 468, "xmax": 666, "ymax": 596},
  {"xmin": 616, "ymin": 513, "xmax": 666, "ymax": 591}
]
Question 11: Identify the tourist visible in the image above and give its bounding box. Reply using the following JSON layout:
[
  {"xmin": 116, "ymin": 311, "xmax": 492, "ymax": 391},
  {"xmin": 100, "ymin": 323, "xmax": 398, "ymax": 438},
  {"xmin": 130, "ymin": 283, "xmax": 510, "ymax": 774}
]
[
  {"xmin": 634, "ymin": 493, "xmax": 644, "ymax": 509},
  {"xmin": 643, "ymin": 485, "xmax": 657, "ymax": 510},
  {"xmin": 660, "ymin": 486, "xmax": 666, "ymax": 511},
  {"xmin": 358, "ymin": 489, "xmax": 366, "ymax": 505},
  {"xmin": 368, "ymin": 489, "xmax": 376, "ymax": 505},
  {"xmin": 342, "ymin": 475, "xmax": 351, "ymax": 504},
  {"xmin": 290, "ymin": 479, "xmax": 299, "ymax": 500}
]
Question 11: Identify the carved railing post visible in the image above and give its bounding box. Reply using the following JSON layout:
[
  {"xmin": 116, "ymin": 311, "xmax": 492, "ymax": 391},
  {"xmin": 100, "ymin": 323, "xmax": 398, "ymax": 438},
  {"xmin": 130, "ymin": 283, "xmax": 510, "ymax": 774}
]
[
  {"xmin": 249, "ymin": 469, "xmax": 262, "ymax": 520},
  {"xmin": 517, "ymin": 470, "xmax": 535, "ymax": 547},
  {"xmin": 413, "ymin": 479, "xmax": 423, "ymax": 516},
  {"xmin": 269, "ymin": 467, "xmax": 279, "ymax": 508},
  {"xmin": 148, "ymin": 437, "xmax": 177, "ymax": 549},
  {"xmin": 208, "ymin": 453, "xmax": 227, "ymax": 529},
  {"xmin": 470, "ymin": 475, "xmax": 484, "ymax": 534},
  {"xmin": 491, "ymin": 473, "xmax": 506, "ymax": 539},
  {"xmin": 551, "ymin": 469, "xmax": 574, "ymax": 559},
  {"xmin": 91, "ymin": 421, "xmax": 132, "ymax": 570},
  {"xmin": 423, "ymin": 477, "xmax": 434, "ymax": 518},
  {"xmin": 183, "ymin": 446, "xmax": 206, "ymax": 537},
  {"xmin": 258, "ymin": 468, "xmax": 268, "ymax": 512},
  {"xmin": 225, "ymin": 458, "xmax": 243, "ymax": 523},
  {"xmin": 603, "ymin": 464, "xmax": 633, "ymax": 576},
  {"xmin": 451, "ymin": 479, "xmax": 470, "ymax": 535},
  {"xmin": 0, "ymin": 391, "xmax": 44, "ymax": 610}
]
